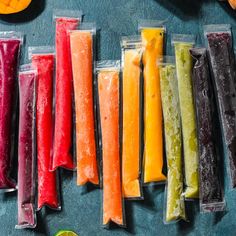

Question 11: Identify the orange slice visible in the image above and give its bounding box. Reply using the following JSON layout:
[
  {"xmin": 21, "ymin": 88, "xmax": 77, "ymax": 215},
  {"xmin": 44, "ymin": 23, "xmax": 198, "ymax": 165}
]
[{"xmin": 0, "ymin": 0, "xmax": 31, "ymax": 14}]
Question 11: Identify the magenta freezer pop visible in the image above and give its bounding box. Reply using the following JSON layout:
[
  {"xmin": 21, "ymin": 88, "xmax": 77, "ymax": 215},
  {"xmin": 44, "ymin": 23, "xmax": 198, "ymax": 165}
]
[{"xmin": 16, "ymin": 65, "xmax": 36, "ymax": 229}]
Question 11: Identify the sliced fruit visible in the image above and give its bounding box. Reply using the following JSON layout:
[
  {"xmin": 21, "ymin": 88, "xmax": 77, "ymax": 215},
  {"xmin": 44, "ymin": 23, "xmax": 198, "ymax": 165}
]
[{"xmin": 0, "ymin": 0, "xmax": 31, "ymax": 14}]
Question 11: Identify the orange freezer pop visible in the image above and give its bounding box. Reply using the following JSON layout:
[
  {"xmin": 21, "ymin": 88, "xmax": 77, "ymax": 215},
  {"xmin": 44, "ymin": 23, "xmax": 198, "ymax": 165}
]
[
  {"xmin": 122, "ymin": 48, "xmax": 141, "ymax": 198},
  {"xmin": 98, "ymin": 69, "xmax": 123, "ymax": 226},
  {"xmin": 141, "ymin": 27, "xmax": 166, "ymax": 183},
  {"xmin": 70, "ymin": 30, "xmax": 99, "ymax": 185}
]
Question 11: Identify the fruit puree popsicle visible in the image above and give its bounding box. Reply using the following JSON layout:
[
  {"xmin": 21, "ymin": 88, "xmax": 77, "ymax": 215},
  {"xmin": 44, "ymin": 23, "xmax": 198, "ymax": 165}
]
[
  {"xmin": 52, "ymin": 13, "xmax": 81, "ymax": 170},
  {"xmin": 173, "ymin": 36, "xmax": 199, "ymax": 198},
  {"xmin": 70, "ymin": 29, "xmax": 99, "ymax": 185},
  {"xmin": 31, "ymin": 49, "xmax": 60, "ymax": 210},
  {"xmin": 0, "ymin": 34, "xmax": 22, "ymax": 191},
  {"xmin": 121, "ymin": 37, "xmax": 142, "ymax": 198},
  {"xmin": 97, "ymin": 62, "xmax": 124, "ymax": 226},
  {"xmin": 205, "ymin": 25, "xmax": 236, "ymax": 188},
  {"xmin": 159, "ymin": 61, "xmax": 186, "ymax": 222},
  {"xmin": 141, "ymin": 26, "xmax": 166, "ymax": 184},
  {"xmin": 16, "ymin": 65, "xmax": 36, "ymax": 229},
  {"xmin": 190, "ymin": 48, "xmax": 225, "ymax": 212}
]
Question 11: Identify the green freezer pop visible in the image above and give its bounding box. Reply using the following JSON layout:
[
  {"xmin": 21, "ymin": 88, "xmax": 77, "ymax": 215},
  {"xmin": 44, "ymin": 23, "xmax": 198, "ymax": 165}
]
[
  {"xmin": 174, "ymin": 41, "xmax": 199, "ymax": 199},
  {"xmin": 160, "ymin": 63, "xmax": 186, "ymax": 223}
]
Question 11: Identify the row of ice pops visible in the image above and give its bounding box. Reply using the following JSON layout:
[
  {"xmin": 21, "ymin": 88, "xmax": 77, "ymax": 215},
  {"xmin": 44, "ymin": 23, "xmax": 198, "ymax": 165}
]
[
  {"xmin": 65, "ymin": 21, "xmax": 235, "ymax": 225},
  {"xmin": 0, "ymin": 11, "xmax": 235, "ymax": 229}
]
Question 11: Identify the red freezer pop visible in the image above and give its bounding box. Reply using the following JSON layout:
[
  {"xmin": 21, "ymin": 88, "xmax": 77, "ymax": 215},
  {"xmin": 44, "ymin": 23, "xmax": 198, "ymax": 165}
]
[
  {"xmin": 32, "ymin": 53, "xmax": 60, "ymax": 210},
  {"xmin": 52, "ymin": 17, "xmax": 80, "ymax": 170}
]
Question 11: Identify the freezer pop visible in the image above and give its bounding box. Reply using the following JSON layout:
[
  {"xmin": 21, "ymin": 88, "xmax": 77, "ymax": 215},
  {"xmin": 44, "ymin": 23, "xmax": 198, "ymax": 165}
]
[
  {"xmin": 0, "ymin": 35, "xmax": 21, "ymax": 191},
  {"xmin": 141, "ymin": 26, "xmax": 166, "ymax": 184},
  {"xmin": 52, "ymin": 14, "xmax": 80, "ymax": 170},
  {"xmin": 159, "ymin": 61, "xmax": 186, "ymax": 222},
  {"xmin": 70, "ymin": 29, "xmax": 99, "ymax": 185},
  {"xmin": 173, "ymin": 36, "xmax": 199, "ymax": 198},
  {"xmin": 31, "ymin": 49, "xmax": 60, "ymax": 210},
  {"xmin": 16, "ymin": 66, "xmax": 36, "ymax": 229},
  {"xmin": 190, "ymin": 48, "xmax": 225, "ymax": 212},
  {"xmin": 121, "ymin": 38, "xmax": 142, "ymax": 198},
  {"xmin": 97, "ymin": 62, "xmax": 124, "ymax": 226},
  {"xmin": 205, "ymin": 26, "xmax": 236, "ymax": 188}
]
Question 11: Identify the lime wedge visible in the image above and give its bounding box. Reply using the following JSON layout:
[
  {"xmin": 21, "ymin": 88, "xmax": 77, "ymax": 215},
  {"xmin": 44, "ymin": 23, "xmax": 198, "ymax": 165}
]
[{"xmin": 55, "ymin": 230, "xmax": 78, "ymax": 236}]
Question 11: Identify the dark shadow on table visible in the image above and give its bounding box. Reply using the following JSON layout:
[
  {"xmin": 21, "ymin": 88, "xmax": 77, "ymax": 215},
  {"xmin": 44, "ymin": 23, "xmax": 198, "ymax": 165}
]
[
  {"xmin": 219, "ymin": 2, "xmax": 236, "ymax": 20},
  {"xmin": 154, "ymin": 0, "xmax": 212, "ymax": 20},
  {"xmin": 177, "ymin": 200, "xmax": 198, "ymax": 235},
  {"xmin": 0, "ymin": 0, "xmax": 45, "ymax": 24}
]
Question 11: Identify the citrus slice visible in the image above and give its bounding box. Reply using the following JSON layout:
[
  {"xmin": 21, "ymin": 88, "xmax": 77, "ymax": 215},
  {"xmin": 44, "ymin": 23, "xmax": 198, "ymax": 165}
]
[
  {"xmin": 55, "ymin": 230, "xmax": 78, "ymax": 236},
  {"xmin": 0, "ymin": 0, "xmax": 32, "ymax": 14}
]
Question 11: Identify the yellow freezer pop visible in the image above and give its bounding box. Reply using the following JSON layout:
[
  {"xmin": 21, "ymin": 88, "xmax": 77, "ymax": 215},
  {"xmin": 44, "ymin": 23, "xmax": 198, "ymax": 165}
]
[{"xmin": 141, "ymin": 27, "xmax": 166, "ymax": 183}]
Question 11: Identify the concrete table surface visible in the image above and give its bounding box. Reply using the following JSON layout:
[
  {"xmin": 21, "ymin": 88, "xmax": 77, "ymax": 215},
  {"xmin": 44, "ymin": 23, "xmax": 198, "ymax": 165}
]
[{"xmin": 0, "ymin": 0, "xmax": 235, "ymax": 235}]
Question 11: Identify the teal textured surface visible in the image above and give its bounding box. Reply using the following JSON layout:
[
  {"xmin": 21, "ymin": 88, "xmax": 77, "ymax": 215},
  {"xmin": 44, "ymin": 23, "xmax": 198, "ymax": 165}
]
[{"xmin": 0, "ymin": 0, "xmax": 235, "ymax": 235}]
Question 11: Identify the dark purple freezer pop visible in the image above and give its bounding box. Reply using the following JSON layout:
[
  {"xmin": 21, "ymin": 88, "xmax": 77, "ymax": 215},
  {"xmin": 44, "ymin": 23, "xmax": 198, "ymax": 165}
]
[
  {"xmin": 16, "ymin": 67, "xmax": 36, "ymax": 229},
  {"xmin": 206, "ymin": 31, "xmax": 236, "ymax": 188},
  {"xmin": 0, "ymin": 38, "xmax": 21, "ymax": 191},
  {"xmin": 190, "ymin": 48, "xmax": 224, "ymax": 212}
]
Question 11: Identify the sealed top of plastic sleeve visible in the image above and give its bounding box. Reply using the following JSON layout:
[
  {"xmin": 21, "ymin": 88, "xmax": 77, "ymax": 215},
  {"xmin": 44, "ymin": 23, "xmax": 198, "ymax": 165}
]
[
  {"xmin": 120, "ymin": 35, "xmax": 142, "ymax": 49},
  {"xmin": 28, "ymin": 46, "xmax": 55, "ymax": 60},
  {"xmin": 76, "ymin": 22, "xmax": 96, "ymax": 34},
  {"xmin": 19, "ymin": 64, "xmax": 37, "ymax": 73},
  {"xmin": 157, "ymin": 56, "xmax": 175, "ymax": 66},
  {"xmin": 203, "ymin": 24, "xmax": 231, "ymax": 35},
  {"xmin": 0, "ymin": 31, "xmax": 24, "ymax": 44},
  {"xmin": 96, "ymin": 60, "xmax": 121, "ymax": 72},
  {"xmin": 138, "ymin": 19, "xmax": 166, "ymax": 31},
  {"xmin": 171, "ymin": 34, "xmax": 195, "ymax": 45},
  {"xmin": 53, "ymin": 9, "xmax": 83, "ymax": 21}
]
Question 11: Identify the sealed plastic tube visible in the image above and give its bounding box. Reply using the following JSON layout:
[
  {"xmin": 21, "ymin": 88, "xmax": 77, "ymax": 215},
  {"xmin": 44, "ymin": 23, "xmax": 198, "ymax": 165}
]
[
  {"xmin": 16, "ymin": 65, "xmax": 37, "ymax": 229},
  {"xmin": 139, "ymin": 20, "xmax": 166, "ymax": 184},
  {"xmin": 0, "ymin": 32, "xmax": 23, "ymax": 191},
  {"xmin": 159, "ymin": 57, "xmax": 186, "ymax": 223},
  {"xmin": 190, "ymin": 48, "xmax": 225, "ymax": 212},
  {"xmin": 97, "ymin": 61, "xmax": 124, "ymax": 226},
  {"xmin": 204, "ymin": 24, "xmax": 236, "ymax": 188},
  {"xmin": 172, "ymin": 34, "xmax": 199, "ymax": 199},
  {"xmin": 29, "ymin": 46, "xmax": 61, "ymax": 210},
  {"xmin": 121, "ymin": 36, "xmax": 142, "ymax": 199},
  {"xmin": 52, "ymin": 10, "xmax": 82, "ymax": 171},
  {"xmin": 70, "ymin": 23, "xmax": 99, "ymax": 186}
]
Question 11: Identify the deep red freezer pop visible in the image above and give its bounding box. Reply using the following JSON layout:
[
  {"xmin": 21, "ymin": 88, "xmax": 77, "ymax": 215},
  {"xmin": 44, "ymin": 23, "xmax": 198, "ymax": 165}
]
[{"xmin": 0, "ymin": 38, "xmax": 21, "ymax": 191}]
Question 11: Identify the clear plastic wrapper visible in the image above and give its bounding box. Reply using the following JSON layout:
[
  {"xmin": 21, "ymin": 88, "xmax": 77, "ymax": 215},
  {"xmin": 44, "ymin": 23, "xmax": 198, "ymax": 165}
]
[
  {"xmin": 0, "ymin": 31, "xmax": 23, "ymax": 192},
  {"xmin": 52, "ymin": 10, "xmax": 82, "ymax": 171},
  {"xmin": 96, "ymin": 60, "xmax": 125, "ymax": 227},
  {"xmin": 158, "ymin": 57, "xmax": 186, "ymax": 223},
  {"xmin": 29, "ymin": 46, "xmax": 61, "ymax": 210},
  {"xmin": 69, "ymin": 23, "xmax": 99, "ymax": 186},
  {"xmin": 190, "ymin": 47, "xmax": 225, "ymax": 212},
  {"xmin": 139, "ymin": 20, "xmax": 166, "ymax": 184},
  {"xmin": 121, "ymin": 36, "xmax": 143, "ymax": 199},
  {"xmin": 204, "ymin": 24, "xmax": 236, "ymax": 188},
  {"xmin": 16, "ymin": 64, "xmax": 37, "ymax": 229},
  {"xmin": 172, "ymin": 34, "xmax": 199, "ymax": 199}
]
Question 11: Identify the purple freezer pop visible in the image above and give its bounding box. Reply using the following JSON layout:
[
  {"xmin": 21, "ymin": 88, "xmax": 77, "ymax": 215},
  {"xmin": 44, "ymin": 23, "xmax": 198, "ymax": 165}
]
[
  {"xmin": 16, "ymin": 67, "xmax": 36, "ymax": 229},
  {"xmin": 0, "ymin": 38, "xmax": 21, "ymax": 191},
  {"xmin": 206, "ymin": 29, "xmax": 236, "ymax": 188}
]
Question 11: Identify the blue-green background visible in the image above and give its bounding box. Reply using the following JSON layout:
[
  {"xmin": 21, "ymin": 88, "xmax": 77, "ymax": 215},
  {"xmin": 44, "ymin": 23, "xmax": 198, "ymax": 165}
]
[{"xmin": 0, "ymin": 0, "xmax": 235, "ymax": 235}]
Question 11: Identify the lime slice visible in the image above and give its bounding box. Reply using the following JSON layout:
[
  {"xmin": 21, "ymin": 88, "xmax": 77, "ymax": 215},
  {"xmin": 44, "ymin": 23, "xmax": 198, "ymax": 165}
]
[{"xmin": 55, "ymin": 230, "xmax": 78, "ymax": 236}]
